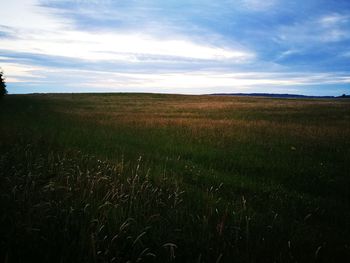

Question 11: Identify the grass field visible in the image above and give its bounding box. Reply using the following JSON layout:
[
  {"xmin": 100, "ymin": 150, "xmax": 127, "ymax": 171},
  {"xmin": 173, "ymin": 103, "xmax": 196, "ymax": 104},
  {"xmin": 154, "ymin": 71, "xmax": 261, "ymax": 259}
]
[{"xmin": 1, "ymin": 93, "xmax": 349, "ymax": 262}]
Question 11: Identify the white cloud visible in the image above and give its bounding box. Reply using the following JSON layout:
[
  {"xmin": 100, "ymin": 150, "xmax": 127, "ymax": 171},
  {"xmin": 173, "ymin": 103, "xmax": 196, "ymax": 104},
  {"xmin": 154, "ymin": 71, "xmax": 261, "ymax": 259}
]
[
  {"xmin": 4, "ymin": 60, "xmax": 349, "ymax": 94},
  {"xmin": 275, "ymin": 49, "xmax": 300, "ymax": 61},
  {"xmin": 239, "ymin": 0, "xmax": 278, "ymax": 11},
  {"xmin": 1, "ymin": 0, "xmax": 349, "ymax": 96},
  {"xmin": 0, "ymin": 0, "xmax": 254, "ymax": 64},
  {"xmin": 319, "ymin": 14, "xmax": 349, "ymax": 27},
  {"xmin": 277, "ymin": 13, "xmax": 350, "ymax": 45},
  {"xmin": 0, "ymin": 0, "xmax": 64, "ymax": 31},
  {"xmin": 0, "ymin": 30, "xmax": 254, "ymax": 62},
  {"xmin": 0, "ymin": 62, "xmax": 46, "ymax": 82},
  {"xmin": 78, "ymin": 70, "xmax": 350, "ymax": 93}
]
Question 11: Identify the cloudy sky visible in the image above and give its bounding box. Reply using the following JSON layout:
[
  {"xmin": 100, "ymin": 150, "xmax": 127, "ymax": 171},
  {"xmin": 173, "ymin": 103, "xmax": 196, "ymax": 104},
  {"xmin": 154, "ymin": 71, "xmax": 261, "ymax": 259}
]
[{"xmin": 0, "ymin": 0, "xmax": 350, "ymax": 95}]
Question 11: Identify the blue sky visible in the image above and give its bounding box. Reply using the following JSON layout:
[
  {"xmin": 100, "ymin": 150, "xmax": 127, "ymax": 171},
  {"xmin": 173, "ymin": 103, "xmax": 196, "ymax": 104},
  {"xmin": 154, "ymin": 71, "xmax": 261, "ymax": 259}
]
[{"xmin": 0, "ymin": 0, "xmax": 349, "ymax": 95}]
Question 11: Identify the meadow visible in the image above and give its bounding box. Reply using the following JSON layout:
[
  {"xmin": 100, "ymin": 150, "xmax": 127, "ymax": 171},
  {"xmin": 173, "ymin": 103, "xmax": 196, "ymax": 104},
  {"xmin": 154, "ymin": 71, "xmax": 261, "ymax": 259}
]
[{"xmin": 0, "ymin": 93, "xmax": 349, "ymax": 262}]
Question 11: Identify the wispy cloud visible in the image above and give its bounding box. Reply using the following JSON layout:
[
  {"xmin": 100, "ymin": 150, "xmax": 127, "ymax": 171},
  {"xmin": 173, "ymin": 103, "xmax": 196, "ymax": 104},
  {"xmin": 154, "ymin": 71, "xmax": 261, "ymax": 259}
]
[
  {"xmin": 277, "ymin": 13, "xmax": 350, "ymax": 45},
  {"xmin": 4, "ymin": 59, "xmax": 349, "ymax": 95},
  {"xmin": 0, "ymin": 61, "xmax": 46, "ymax": 83},
  {"xmin": 275, "ymin": 49, "xmax": 301, "ymax": 61},
  {"xmin": 0, "ymin": 30, "xmax": 255, "ymax": 63},
  {"xmin": 238, "ymin": 0, "xmax": 278, "ymax": 12},
  {"xmin": 0, "ymin": 0, "xmax": 255, "ymax": 65},
  {"xmin": 80, "ymin": 71, "xmax": 350, "ymax": 91},
  {"xmin": 319, "ymin": 14, "xmax": 349, "ymax": 27}
]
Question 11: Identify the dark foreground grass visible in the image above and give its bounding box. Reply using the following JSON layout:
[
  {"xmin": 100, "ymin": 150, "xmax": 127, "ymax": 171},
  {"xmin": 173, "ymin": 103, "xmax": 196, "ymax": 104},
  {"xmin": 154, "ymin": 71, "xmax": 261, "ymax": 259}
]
[{"xmin": 0, "ymin": 93, "xmax": 350, "ymax": 262}]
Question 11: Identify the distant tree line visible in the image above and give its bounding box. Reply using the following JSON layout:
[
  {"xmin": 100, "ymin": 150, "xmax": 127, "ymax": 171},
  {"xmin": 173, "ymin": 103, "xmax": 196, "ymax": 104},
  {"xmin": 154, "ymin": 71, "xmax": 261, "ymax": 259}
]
[{"xmin": 0, "ymin": 69, "xmax": 7, "ymax": 97}]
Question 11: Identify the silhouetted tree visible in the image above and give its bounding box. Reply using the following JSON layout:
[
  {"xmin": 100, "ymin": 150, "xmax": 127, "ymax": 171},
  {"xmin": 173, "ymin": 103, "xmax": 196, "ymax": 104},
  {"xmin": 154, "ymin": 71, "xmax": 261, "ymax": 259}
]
[{"xmin": 0, "ymin": 70, "xmax": 7, "ymax": 98}]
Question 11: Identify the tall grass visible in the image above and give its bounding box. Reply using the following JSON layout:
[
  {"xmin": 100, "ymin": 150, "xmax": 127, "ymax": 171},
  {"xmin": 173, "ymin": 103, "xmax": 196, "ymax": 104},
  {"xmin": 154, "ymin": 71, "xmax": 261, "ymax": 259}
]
[{"xmin": 0, "ymin": 142, "xmax": 258, "ymax": 262}]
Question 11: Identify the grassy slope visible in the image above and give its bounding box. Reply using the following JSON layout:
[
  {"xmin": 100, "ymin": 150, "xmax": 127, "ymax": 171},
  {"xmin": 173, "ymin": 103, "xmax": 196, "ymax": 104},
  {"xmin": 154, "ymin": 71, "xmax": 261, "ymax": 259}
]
[{"xmin": 0, "ymin": 93, "xmax": 349, "ymax": 262}]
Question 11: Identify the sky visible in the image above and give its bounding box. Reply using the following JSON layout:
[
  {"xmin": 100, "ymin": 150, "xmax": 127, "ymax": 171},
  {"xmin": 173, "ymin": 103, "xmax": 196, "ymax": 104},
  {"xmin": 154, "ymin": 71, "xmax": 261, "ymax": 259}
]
[{"xmin": 0, "ymin": 0, "xmax": 350, "ymax": 95}]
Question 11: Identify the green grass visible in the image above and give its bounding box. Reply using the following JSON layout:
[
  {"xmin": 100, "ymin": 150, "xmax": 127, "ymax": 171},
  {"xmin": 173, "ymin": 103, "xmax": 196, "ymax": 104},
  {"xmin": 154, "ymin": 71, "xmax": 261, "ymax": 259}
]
[{"xmin": 1, "ymin": 93, "xmax": 350, "ymax": 262}]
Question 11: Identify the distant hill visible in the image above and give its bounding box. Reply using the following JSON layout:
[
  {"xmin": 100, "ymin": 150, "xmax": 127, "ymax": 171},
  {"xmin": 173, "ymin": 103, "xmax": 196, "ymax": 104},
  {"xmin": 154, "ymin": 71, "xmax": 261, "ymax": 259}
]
[{"xmin": 211, "ymin": 93, "xmax": 350, "ymax": 99}]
